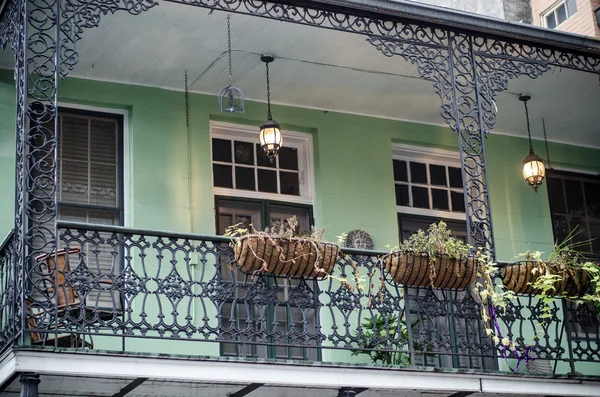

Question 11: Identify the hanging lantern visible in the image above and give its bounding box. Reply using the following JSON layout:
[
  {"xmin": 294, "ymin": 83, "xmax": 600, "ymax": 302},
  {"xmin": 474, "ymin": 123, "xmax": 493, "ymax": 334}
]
[
  {"xmin": 259, "ymin": 54, "xmax": 282, "ymax": 162},
  {"xmin": 218, "ymin": 14, "xmax": 244, "ymax": 113},
  {"xmin": 519, "ymin": 95, "xmax": 545, "ymax": 192}
]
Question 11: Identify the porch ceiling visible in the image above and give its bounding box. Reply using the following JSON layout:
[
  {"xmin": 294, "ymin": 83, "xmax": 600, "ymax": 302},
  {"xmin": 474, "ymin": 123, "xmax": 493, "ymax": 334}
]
[
  {"xmin": 0, "ymin": 374, "xmax": 574, "ymax": 397},
  {"xmin": 0, "ymin": 1, "xmax": 598, "ymax": 148}
]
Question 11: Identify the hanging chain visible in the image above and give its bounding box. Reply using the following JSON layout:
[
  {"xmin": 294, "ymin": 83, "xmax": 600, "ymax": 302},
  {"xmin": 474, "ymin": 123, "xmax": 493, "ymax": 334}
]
[
  {"xmin": 266, "ymin": 61, "xmax": 272, "ymax": 119},
  {"xmin": 227, "ymin": 14, "xmax": 233, "ymax": 85},
  {"xmin": 523, "ymin": 99, "xmax": 533, "ymax": 153},
  {"xmin": 543, "ymin": 117, "xmax": 551, "ymax": 169},
  {"xmin": 185, "ymin": 70, "xmax": 190, "ymax": 133}
]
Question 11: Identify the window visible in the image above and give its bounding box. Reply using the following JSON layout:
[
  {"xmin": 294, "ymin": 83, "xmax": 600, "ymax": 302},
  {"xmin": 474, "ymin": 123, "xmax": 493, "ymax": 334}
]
[
  {"xmin": 547, "ymin": 171, "xmax": 599, "ymax": 338},
  {"xmin": 211, "ymin": 122, "xmax": 317, "ymax": 360},
  {"xmin": 216, "ymin": 198, "xmax": 319, "ymax": 360},
  {"xmin": 393, "ymin": 147, "xmax": 465, "ymax": 218},
  {"xmin": 547, "ymin": 171, "xmax": 600, "ymax": 256},
  {"xmin": 542, "ymin": 0, "xmax": 577, "ymax": 29},
  {"xmin": 211, "ymin": 123, "xmax": 313, "ymax": 203},
  {"xmin": 56, "ymin": 110, "xmax": 123, "ymax": 226},
  {"xmin": 392, "ymin": 146, "xmax": 493, "ymax": 370},
  {"xmin": 55, "ymin": 109, "xmax": 123, "ymax": 310}
]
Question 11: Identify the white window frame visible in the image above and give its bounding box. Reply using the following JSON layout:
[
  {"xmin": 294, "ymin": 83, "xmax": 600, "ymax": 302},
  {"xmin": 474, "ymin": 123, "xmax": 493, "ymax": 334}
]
[
  {"xmin": 541, "ymin": 0, "xmax": 576, "ymax": 29},
  {"xmin": 392, "ymin": 144, "xmax": 466, "ymax": 222},
  {"xmin": 210, "ymin": 121, "xmax": 315, "ymax": 206}
]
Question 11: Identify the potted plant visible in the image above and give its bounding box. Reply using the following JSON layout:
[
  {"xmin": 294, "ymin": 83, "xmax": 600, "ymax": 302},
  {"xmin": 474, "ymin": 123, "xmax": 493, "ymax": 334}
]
[
  {"xmin": 226, "ymin": 216, "xmax": 340, "ymax": 279},
  {"xmin": 383, "ymin": 221, "xmax": 477, "ymax": 290},
  {"xmin": 502, "ymin": 234, "xmax": 600, "ymax": 320}
]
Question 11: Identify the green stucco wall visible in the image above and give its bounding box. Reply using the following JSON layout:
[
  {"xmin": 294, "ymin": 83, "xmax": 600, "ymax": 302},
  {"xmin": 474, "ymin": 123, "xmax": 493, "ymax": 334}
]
[{"xmin": 0, "ymin": 69, "xmax": 599, "ymax": 372}]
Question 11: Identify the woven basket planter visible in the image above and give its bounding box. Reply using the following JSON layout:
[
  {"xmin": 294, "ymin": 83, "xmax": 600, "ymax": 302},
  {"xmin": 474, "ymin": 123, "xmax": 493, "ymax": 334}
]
[
  {"xmin": 233, "ymin": 235, "xmax": 339, "ymax": 278},
  {"xmin": 501, "ymin": 261, "xmax": 590, "ymax": 296},
  {"xmin": 384, "ymin": 252, "xmax": 477, "ymax": 290}
]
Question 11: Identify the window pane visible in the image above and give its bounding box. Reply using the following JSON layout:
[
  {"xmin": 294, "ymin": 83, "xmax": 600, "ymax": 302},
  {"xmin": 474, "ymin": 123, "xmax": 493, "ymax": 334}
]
[
  {"xmin": 451, "ymin": 191, "xmax": 465, "ymax": 213},
  {"xmin": 448, "ymin": 167, "xmax": 463, "ymax": 188},
  {"xmin": 270, "ymin": 205, "xmax": 311, "ymax": 234},
  {"xmin": 429, "ymin": 165, "xmax": 447, "ymax": 187},
  {"xmin": 432, "ymin": 189, "xmax": 449, "ymax": 211},
  {"xmin": 589, "ymin": 221, "xmax": 600, "ymax": 255},
  {"xmin": 395, "ymin": 184, "xmax": 409, "ymax": 206},
  {"xmin": 256, "ymin": 144, "xmax": 275, "ymax": 168},
  {"xmin": 569, "ymin": 217, "xmax": 592, "ymax": 253},
  {"xmin": 565, "ymin": 179, "xmax": 584, "ymax": 213},
  {"xmin": 410, "ymin": 162, "xmax": 427, "ymax": 184},
  {"xmin": 90, "ymin": 163, "xmax": 117, "ymax": 206},
  {"xmin": 61, "ymin": 116, "xmax": 89, "ymax": 162},
  {"xmin": 412, "ymin": 186, "xmax": 429, "ymax": 209},
  {"xmin": 90, "ymin": 119, "xmax": 117, "ymax": 164},
  {"xmin": 584, "ymin": 181, "xmax": 600, "ymax": 218},
  {"xmin": 552, "ymin": 214, "xmax": 570, "ymax": 245},
  {"xmin": 556, "ymin": 4, "xmax": 567, "ymax": 24},
  {"xmin": 213, "ymin": 164, "xmax": 233, "ymax": 188},
  {"xmin": 235, "ymin": 166, "xmax": 255, "ymax": 191},
  {"xmin": 393, "ymin": 160, "xmax": 408, "ymax": 182},
  {"xmin": 545, "ymin": 13, "xmax": 557, "ymax": 29},
  {"xmin": 258, "ymin": 169, "xmax": 277, "ymax": 193},
  {"xmin": 280, "ymin": 171, "xmax": 300, "ymax": 196},
  {"xmin": 212, "ymin": 138, "xmax": 232, "ymax": 163},
  {"xmin": 548, "ymin": 177, "xmax": 567, "ymax": 214},
  {"xmin": 61, "ymin": 160, "xmax": 89, "ymax": 204},
  {"xmin": 566, "ymin": 0, "xmax": 577, "ymax": 15},
  {"xmin": 234, "ymin": 141, "xmax": 254, "ymax": 165},
  {"xmin": 279, "ymin": 147, "xmax": 299, "ymax": 170}
]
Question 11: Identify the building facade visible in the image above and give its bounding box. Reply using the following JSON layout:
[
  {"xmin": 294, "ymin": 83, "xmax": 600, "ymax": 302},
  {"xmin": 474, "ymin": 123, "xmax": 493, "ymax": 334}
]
[
  {"xmin": 530, "ymin": 0, "xmax": 600, "ymax": 36},
  {"xmin": 0, "ymin": 0, "xmax": 599, "ymax": 396}
]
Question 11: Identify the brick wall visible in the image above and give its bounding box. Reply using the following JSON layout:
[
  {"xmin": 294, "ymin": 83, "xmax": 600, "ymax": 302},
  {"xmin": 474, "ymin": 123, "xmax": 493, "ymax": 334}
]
[{"xmin": 531, "ymin": 0, "xmax": 600, "ymax": 37}]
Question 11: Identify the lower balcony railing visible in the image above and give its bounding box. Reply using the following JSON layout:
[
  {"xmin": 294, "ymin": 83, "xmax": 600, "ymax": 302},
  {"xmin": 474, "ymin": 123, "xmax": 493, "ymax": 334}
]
[{"xmin": 0, "ymin": 222, "xmax": 598, "ymax": 376}]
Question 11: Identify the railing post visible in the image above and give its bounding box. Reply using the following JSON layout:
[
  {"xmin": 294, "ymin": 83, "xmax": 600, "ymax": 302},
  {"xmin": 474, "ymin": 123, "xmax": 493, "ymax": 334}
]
[
  {"xmin": 561, "ymin": 299, "xmax": 577, "ymax": 375},
  {"xmin": 403, "ymin": 286, "xmax": 416, "ymax": 368}
]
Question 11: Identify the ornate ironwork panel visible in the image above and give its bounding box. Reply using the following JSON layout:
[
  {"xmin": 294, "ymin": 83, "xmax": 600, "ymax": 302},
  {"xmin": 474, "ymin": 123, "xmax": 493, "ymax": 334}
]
[{"xmin": 0, "ymin": 231, "xmax": 16, "ymax": 352}]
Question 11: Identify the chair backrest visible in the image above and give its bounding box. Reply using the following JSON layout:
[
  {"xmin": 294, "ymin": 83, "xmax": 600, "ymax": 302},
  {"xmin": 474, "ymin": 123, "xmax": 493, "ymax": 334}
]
[{"xmin": 35, "ymin": 247, "xmax": 81, "ymax": 309}]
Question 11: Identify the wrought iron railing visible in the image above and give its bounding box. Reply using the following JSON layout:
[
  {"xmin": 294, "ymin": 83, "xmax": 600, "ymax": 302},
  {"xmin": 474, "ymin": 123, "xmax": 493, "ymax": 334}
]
[
  {"xmin": 2, "ymin": 222, "xmax": 599, "ymax": 375},
  {"xmin": 0, "ymin": 230, "xmax": 15, "ymax": 351}
]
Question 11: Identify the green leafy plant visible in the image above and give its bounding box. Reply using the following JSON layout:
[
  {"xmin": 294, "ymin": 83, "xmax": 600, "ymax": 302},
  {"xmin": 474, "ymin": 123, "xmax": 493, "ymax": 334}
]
[
  {"xmin": 351, "ymin": 314, "xmax": 412, "ymax": 366},
  {"xmin": 517, "ymin": 231, "xmax": 600, "ymax": 320}
]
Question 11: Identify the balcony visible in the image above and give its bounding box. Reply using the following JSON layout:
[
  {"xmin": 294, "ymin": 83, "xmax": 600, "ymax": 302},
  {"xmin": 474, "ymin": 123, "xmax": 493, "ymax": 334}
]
[{"xmin": 1, "ymin": 222, "xmax": 598, "ymax": 380}]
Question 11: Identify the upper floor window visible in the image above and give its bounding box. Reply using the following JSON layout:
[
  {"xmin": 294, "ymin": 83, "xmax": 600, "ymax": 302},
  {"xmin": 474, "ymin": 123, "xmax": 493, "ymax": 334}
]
[
  {"xmin": 57, "ymin": 109, "xmax": 123, "ymax": 226},
  {"xmin": 393, "ymin": 145, "xmax": 465, "ymax": 221},
  {"xmin": 211, "ymin": 122, "xmax": 313, "ymax": 204},
  {"xmin": 542, "ymin": 0, "xmax": 577, "ymax": 29},
  {"xmin": 547, "ymin": 170, "xmax": 600, "ymax": 256}
]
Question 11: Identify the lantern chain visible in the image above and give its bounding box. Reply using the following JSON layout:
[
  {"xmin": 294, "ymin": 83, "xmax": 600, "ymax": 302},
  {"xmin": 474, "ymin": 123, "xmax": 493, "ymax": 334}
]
[
  {"xmin": 523, "ymin": 98, "xmax": 533, "ymax": 154},
  {"xmin": 227, "ymin": 14, "xmax": 233, "ymax": 85},
  {"xmin": 543, "ymin": 117, "xmax": 552, "ymax": 169},
  {"xmin": 185, "ymin": 70, "xmax": 190, "ymax": 133},
  {"xmin": 266, "ymin": 61, "xmax": 272, "ymax": 119}
]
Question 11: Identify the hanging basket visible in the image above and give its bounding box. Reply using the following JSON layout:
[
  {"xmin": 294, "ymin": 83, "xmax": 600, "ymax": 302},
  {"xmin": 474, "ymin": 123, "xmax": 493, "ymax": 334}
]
[
  {"xmin": 384, "ymin": 252, "xmax": 477, "ymax": 290},
  {"xmin": 501, "ymin": 261, "xmax": 590, "ymax": 297},
  {"xmin": 233, "ymin": 235, "xmax": 339, "ymax": 278}
]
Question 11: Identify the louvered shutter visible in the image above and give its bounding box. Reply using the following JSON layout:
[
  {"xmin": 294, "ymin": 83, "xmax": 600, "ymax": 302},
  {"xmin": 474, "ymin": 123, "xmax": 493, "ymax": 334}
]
[{"xmin": 57, "ymin": 112, "xmax": 121, "ymax": 310}]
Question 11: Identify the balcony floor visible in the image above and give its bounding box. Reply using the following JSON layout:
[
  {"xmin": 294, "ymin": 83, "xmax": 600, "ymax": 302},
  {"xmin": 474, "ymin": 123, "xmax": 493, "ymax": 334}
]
[{"xmin": 1, "ymin": 348, "xmax": 599, "ymax": 397}]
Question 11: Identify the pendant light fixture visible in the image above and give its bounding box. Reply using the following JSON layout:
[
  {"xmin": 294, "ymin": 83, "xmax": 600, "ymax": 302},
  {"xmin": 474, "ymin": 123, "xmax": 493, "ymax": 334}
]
[
  {"xmin": 218, "ymin": 14, "xmax": 244, "ymax": 113},
  {"xmin": 259, "ymin": 54, "xmax": 282, "ymax": 163},
  {"xmin": 519, "ymin": 94, "xmax": 545, "ymax": 192}
]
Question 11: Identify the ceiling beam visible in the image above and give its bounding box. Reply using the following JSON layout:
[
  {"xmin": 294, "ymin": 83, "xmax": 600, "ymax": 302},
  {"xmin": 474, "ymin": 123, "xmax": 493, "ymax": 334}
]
[
  {"xmin": 447, "ymin": 392, "xmax": 475, "ymax": 397},
  {"xmin": 228, "ymin": 383, "xmax": 264, "ymax": 397},
  {"xmin": 112, "ymin": 377, "xmax": 148, "ymax": 397},
  {"xmin": 337, "ymin": 387, "xmax": 369, "ymax": 397}
]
